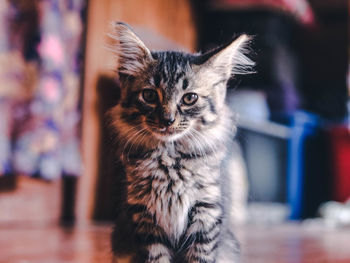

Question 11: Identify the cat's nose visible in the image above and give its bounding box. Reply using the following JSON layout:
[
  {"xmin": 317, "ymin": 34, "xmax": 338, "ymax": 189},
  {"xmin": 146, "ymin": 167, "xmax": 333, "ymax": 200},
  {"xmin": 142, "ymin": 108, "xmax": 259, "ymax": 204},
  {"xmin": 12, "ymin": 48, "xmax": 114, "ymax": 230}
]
[{"xmin": 162, "ymin": 117, "xmax": 175, "ymax": 127}]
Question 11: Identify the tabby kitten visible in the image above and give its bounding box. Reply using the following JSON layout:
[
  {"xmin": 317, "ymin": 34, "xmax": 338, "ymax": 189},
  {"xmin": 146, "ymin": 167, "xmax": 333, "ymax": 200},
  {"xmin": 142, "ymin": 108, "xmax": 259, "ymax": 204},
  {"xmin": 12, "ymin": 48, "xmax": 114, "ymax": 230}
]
[{"xmin": 109, "ymin": 22, "xmax": 254, "ymax": 263}]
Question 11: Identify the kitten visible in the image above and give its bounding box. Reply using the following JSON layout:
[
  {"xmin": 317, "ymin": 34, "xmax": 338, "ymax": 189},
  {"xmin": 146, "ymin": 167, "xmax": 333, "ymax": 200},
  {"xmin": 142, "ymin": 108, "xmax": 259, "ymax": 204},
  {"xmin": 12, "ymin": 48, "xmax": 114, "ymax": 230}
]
[{"xmin": 109, "ymin": 22, "xmax": 254, "ymax": 263}]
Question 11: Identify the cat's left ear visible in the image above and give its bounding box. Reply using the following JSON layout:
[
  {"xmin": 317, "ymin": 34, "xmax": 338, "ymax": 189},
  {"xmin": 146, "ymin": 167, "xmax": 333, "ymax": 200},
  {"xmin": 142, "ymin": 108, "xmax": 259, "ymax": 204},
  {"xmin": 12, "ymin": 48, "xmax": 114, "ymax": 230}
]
[
  {"xmin": 109, "ymin": 22, "xmax": 153, "ymax": 77},
  {"xmin": 193, "ymin": 34, "xmax": 255, "ymax": 80}
]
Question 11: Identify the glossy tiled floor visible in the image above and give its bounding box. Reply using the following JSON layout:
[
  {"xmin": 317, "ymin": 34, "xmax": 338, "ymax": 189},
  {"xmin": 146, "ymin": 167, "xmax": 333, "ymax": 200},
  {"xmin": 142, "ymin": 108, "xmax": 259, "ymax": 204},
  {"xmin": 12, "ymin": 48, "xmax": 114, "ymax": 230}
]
[{"xmin": 1, "ymin": 178, "xmax": 350, "ymax": 263}]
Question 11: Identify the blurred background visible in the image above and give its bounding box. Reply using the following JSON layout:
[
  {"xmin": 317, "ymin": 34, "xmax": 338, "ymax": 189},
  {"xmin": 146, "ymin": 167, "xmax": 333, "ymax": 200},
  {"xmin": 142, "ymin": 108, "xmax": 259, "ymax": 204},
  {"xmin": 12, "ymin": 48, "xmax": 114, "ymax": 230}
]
[{"xmin": 0, "ymin": 0, "xmax": 349, "ymax": 262}]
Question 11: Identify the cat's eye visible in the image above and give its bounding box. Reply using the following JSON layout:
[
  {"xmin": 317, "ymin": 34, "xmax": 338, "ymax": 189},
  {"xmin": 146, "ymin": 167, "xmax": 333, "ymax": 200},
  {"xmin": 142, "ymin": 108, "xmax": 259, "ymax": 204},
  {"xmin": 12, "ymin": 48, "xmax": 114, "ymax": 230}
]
[
  {"xmin": 182, "ymin": 93, "xmax": 198, "ymax": 106},
  {"xmin": 142, "ymin": 89, "xmax": 158, "ymax": 103}
]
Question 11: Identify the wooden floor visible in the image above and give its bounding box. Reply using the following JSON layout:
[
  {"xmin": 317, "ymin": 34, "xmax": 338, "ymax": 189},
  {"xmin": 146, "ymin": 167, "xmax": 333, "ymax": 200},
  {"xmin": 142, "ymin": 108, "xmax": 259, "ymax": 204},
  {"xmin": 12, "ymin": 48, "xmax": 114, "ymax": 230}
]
[
  {"xmin": 1, "ymin": 223, "xmax": 350, "ymax": 263},
  {"xmin": 1, "ymin": 178, "xmax": 350, "ymax": 263}
]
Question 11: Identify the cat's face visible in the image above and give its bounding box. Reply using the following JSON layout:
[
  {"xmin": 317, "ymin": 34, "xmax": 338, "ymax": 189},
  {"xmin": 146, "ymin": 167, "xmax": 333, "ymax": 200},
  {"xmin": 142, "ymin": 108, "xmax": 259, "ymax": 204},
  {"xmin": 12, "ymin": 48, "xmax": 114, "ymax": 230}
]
[
  {"xmin": 110, "ymin": 22, "xmax": 253, "ymax": 143},
  {"xmin": 117, "ymin": 51, "xmax": 227, "ymax": 142}
]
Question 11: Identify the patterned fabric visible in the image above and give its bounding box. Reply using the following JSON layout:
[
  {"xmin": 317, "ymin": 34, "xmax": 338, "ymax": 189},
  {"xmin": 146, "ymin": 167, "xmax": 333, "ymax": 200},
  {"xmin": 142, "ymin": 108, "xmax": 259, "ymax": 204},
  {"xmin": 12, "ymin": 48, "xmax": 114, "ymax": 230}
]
[{"xmin": 0, "ymin": 0, "xmax": 85, "ymax": 179}]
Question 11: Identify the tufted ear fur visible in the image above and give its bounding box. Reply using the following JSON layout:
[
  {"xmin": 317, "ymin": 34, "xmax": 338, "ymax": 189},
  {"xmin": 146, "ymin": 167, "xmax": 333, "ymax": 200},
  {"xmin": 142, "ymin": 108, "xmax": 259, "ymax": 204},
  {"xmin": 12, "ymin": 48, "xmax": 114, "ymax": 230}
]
[
  {"xmin": 194, "ymin": 34, "xmax": 255, "ymax": 79},
  {"xmin": 192, "ymin": 35, "xmax": 255, "ymax": 108},
  {"xmin": 109, "ymin": 22, "xmax": 153, "ymax": 77}
]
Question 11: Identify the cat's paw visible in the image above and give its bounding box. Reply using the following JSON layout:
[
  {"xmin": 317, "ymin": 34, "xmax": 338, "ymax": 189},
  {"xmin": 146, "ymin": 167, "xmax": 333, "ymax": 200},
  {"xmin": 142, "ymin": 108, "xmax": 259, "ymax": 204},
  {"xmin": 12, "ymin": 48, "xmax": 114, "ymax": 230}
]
[{"xmin": 146, "ymin": 257, "xmax": 171, "ymax": 263}]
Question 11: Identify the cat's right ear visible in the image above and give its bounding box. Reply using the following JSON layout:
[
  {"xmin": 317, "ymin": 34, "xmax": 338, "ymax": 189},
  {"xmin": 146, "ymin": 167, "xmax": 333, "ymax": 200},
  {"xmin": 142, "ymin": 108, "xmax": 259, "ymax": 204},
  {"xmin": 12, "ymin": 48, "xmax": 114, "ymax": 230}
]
[{"xmin": 109, "ymin": 22, "xmax": 153, "ymax": 78}]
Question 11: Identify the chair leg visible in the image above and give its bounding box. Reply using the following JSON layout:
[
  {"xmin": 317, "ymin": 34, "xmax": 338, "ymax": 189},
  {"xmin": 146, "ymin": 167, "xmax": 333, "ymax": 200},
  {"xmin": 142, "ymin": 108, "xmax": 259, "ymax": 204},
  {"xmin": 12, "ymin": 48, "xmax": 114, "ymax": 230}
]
[{"xmin": 60, "ymin": 175, "xmax": 78, "ymax": 225}]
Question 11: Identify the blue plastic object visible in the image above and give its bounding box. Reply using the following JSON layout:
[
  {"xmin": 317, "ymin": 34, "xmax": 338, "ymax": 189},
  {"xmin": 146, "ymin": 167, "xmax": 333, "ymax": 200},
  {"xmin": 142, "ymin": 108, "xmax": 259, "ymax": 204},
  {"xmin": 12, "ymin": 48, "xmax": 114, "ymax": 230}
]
[{"xmin": 287, "ymin": 111, "xmax": 320, "ymax": 219}]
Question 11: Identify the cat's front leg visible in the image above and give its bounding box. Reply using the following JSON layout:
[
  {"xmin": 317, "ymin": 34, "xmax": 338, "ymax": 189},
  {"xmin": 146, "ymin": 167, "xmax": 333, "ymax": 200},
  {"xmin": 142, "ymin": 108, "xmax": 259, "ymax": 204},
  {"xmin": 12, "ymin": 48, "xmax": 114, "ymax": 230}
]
[
  {"xmin": 132, "ymin": 238, "xmax": 172, "ymax": 263},
  {"xmin": 184, "ymin": 202, "xmax": 222, "ymax": 263},
  {"xmin": 142, "ymin": 244, "xmax": 172, "ymax": 263},
  {"xmin": 132, "ymin": 211, "xmax": 173, "ymax": 263}
]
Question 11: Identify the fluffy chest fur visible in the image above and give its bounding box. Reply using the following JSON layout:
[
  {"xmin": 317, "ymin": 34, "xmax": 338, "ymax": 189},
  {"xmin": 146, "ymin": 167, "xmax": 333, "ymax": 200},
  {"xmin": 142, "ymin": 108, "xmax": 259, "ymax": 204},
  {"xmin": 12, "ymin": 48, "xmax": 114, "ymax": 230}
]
[{"xmin": 125, "ymin": 144, "xmax": 222, "ymax": 242}]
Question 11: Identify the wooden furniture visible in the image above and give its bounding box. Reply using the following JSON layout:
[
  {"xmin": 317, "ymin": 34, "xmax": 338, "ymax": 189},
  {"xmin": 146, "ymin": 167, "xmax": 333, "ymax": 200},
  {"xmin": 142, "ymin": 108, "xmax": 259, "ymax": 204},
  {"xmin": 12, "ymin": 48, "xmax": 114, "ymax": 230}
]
[{"xmin": 78, "ymin": 0, "xmax": 196, "ymax": 224}]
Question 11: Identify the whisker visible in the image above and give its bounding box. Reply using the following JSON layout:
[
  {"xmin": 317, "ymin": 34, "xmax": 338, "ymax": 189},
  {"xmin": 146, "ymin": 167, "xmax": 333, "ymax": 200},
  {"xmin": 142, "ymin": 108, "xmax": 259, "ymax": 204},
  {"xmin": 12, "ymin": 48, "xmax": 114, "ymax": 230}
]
[
  {"xmin": 121, "ymin": 124, "xmax": 147, "ymax": 161},
  {"xmin": 126, "ymin": 127, "xmax": 149, "ymax": 159},
  {"xmin": 187, "ymin": 129, "xmax": 205, "ymax": 159},
  {"xmin": 192, "ymin": 128, "xmax": 217, "ymax": 156}
]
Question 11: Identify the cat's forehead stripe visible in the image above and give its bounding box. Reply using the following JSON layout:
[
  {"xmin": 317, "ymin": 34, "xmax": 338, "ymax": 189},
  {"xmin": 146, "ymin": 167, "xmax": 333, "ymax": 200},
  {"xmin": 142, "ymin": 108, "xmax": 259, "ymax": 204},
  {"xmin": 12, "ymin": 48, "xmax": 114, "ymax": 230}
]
[
  {"xmin": 152, "ymin": 73, "xmax": 161, "ymax": 87},
  {"xmin": 182, "ymin": 78, "xmax": 189, "ymax": 90},
  {"xmin": 152, "ymin": 51, "xmax": 191, "ymax": 90}
]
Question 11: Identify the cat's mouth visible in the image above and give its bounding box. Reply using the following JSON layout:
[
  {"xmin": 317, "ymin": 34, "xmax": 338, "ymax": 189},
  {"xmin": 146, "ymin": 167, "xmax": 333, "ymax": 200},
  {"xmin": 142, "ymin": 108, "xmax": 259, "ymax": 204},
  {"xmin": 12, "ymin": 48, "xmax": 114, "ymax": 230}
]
[
  {"xmin": 156, "ymin": 126, "xmax": 176, "ymax": 135},
  {"xmin": 150, "ymin": 126, "xmax": 185, "ymax": 141}
]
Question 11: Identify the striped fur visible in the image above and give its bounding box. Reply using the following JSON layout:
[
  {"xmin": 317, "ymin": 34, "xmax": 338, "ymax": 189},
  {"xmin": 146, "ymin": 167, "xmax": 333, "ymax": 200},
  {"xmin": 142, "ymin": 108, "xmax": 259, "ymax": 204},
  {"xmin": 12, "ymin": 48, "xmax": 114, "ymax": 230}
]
[{"xmin": 110, "ymin": 22, "xmax": 253, "ymax": 263}]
